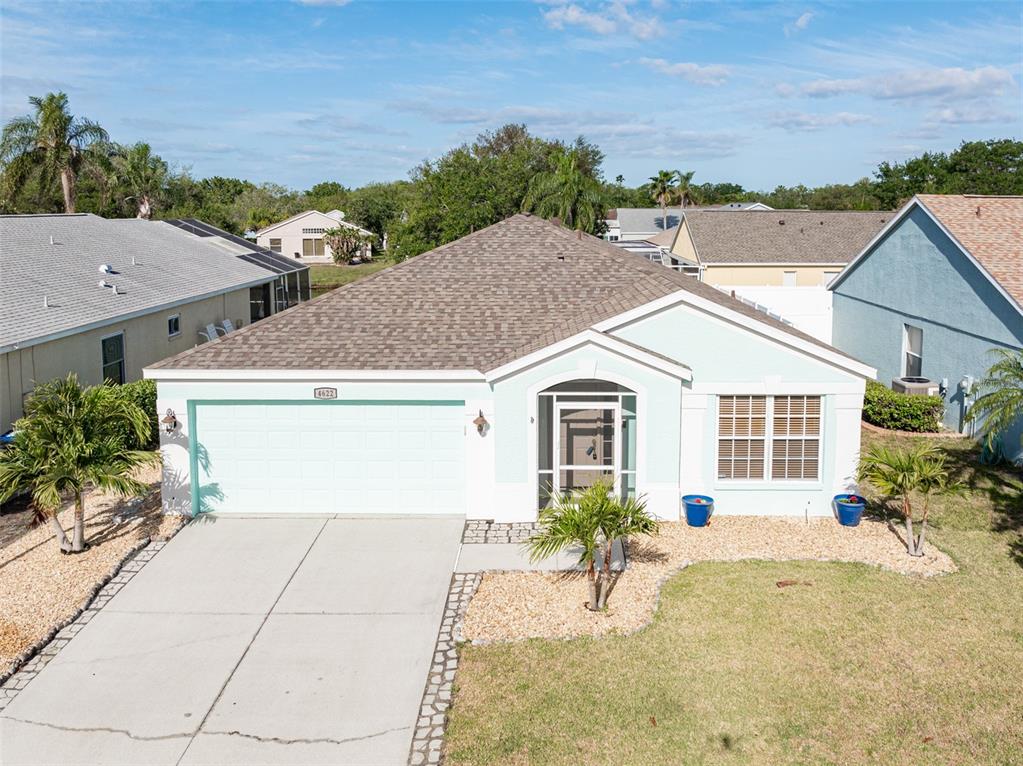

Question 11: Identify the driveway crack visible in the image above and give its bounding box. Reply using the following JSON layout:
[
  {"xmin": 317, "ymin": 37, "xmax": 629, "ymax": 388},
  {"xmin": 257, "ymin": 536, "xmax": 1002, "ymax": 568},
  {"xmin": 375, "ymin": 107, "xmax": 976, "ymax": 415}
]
[
  {"xmin": 201, "ymin": 725, "xmax": 409, "ymax": 746},
  {"xmin": 0, "ymin": 714, "xmax": 194, "ymax": 742}
]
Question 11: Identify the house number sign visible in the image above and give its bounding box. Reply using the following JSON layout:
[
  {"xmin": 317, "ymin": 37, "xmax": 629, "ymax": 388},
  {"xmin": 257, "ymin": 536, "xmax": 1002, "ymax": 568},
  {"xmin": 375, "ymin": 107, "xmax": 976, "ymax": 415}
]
[{"xmin": 313, "ymin": 387, "xmax": 338, "ymax": 400}]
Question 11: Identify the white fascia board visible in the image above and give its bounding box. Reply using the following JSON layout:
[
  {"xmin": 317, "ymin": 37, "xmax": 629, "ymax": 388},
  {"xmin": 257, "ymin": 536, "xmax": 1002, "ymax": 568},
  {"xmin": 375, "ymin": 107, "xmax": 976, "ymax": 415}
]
[
  {"xmin": 143, "ymin": 367, "xmax": 487, "ymax": 382},
  {"xmin": 707, "ymin": 262, "xmax": 849, "ymax": 267},
  {"xmin": 484, "ymin": 329, "xmax": 692, "ymax": 383},
  {"xmin": 593, "ymin": 290, "xmax": 877, "ymax": 379},
  {"xmin": 0, "ymin": 275, "xmax": 276, "ymax": 355}
]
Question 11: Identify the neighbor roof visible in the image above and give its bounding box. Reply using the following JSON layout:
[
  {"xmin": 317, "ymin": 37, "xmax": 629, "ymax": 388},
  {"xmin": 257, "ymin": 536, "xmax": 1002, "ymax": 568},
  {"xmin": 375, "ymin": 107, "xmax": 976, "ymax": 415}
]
[
  {"xmin": 0, "ymin": 214, "xmax": 273, "ymax": 352},
  {"xmin": 608, "ymin": 208, "xmax": 683, "ymax": 237},
  {"xmin": 151, "ymin": 214, "xmax": 861, "ymax": 374},
  {"xmin": 682, "ymin": 210, "xmax": 890, "ymax": 265},
  {"xmin": 255, "ymin": 209, "xmax": 372, "ymax": 237},
  {"xmin": 643, "ymin": 226, "xmax": 679, "ymax": 248},
  {"xmin": 163, "ymin": 218, "xmax": 307, "ymax": 276},
  {"xmin": 916, "ymin": 195, "xmax": 1023, "ymax": 306}
]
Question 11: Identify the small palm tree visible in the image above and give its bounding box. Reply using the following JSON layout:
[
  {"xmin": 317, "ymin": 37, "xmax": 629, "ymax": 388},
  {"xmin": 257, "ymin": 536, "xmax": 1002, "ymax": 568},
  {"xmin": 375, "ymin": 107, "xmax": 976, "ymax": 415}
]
[
  {"xmin": 648, "ymin": 170, "xmax": 677, "ymax": 230},
  {"xmin": 858, "ymin": 442, "xmax": 957, "ymax": 556},
  {"xmin": 0, "ymin": 375, "xmax": 159, "ymax": 553},
  {"xmin": 968, "ymin": 348, "xmax": 1023, "ymax": 453},
  {"xmin": 674, "ymin": 170, "xmax": 700, "ymax": 208},
  {"xmin": 116, "ymin": 142, "xmax": 168, "ymax": 219},
  {"xmin": 528, "ymin": 478, "xmax": 657, "ymax": 610},
  {"xmin": 0, "ymin": 92, "xmax": 109, "ymax": 213},
  {"xmin": 522, "ymin": 149, "xmax": 605, "ymax": 232}
]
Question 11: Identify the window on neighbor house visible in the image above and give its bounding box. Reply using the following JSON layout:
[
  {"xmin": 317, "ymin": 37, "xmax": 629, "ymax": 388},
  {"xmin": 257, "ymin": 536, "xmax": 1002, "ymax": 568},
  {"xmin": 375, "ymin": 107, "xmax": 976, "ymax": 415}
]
[
  {"xmin": 302, "ymin": 238, "xmax": 325, "ymax": 258},
  {"xmin": 822, "ymin": 270, "xmax": 840, "ymax": 286},
  {"xmin": 783, "ymin": 270, "xmax": 797, "ymax": 287},
  {"xmin": 101, "ymin": 333, "xmax": 125, "ymax": 385},
  {"xmin": 903, "ymin": 324, "xmax": 923, "ymax": 377},
  {"xmin": 167, "ymin": 314, "xmax": 180, "ymax": 337},
  {"xmin": 718, "ymin": 395, "xmax": 821, "ymax": 481},
  {"xmin": 301, "ymin": 228, "xmax": 326, "ymax": 234},
  {"xmin": 269, "ymin": 238, "xmax": 282, "ymax": 253}
]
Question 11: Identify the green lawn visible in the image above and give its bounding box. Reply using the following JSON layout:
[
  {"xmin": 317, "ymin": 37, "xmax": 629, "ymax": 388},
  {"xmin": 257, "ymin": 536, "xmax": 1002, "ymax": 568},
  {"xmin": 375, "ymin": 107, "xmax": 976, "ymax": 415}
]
[
  {"xmin": 309, "ymin": 261, "xmax": 392, "ymax": 297},
  {"xmin": 445, "ymin": 429, "xmax": 1023, "ymax": 765}
]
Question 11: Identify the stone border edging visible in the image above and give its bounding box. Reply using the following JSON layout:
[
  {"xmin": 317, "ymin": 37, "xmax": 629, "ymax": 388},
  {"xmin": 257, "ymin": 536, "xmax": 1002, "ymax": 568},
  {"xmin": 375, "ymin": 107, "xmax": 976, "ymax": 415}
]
[
  {"xmin": 408, "ymin": 572, "xmax": 481, "ymax": 766},
  {"xmin": 861, "ymin": 420, "xmax": 969, "ymax": 439},
  {"xmin": 0, "ymin": 517, "xmax": 188, "ymax": 710}
]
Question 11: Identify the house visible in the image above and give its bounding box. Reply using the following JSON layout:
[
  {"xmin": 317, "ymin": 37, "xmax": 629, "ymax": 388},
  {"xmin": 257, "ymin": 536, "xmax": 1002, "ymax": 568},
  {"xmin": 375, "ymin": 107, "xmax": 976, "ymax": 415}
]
[
  {"xmin": 603, "ymin": 207, "xmax": 683, "ymax": 243},
  {"xmin": 719, "ymin": 201, "xmax": 774, "ymax": 211},
  {"xmin": 829, "ymin": 195, "xmax": 1023, "ymax": 452},
  {"xmin": 147, "ymin": 214, "xmax": 874, "ymax": 522},
  {"xmin": 255, "ymin": 210, "xmax": 373, "ymax": 263},
  {"xmin": 0, "ymin": 213, "xmax": 308, "ymax": 433}
]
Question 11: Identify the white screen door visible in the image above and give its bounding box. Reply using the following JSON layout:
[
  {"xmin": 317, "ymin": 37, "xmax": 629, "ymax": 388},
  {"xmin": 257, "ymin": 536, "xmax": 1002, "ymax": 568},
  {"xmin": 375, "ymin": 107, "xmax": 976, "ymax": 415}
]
[{"xmin": 553, "ymin": 402, "xmax": 620, "ymax": 495}]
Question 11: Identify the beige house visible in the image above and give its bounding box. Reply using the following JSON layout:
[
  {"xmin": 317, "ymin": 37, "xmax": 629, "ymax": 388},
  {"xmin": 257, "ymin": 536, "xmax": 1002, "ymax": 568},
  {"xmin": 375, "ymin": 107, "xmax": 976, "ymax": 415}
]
[
  {"xmin": 656, "ymin": 210, "xmax": 891, "ymax": 287},
  {"xmin": 0, "ymin": 214, "xmax": 308, "ymax": 433},
  {"xmin": 255, "ymin": 210, "xmax": 373, "ymax": 264}
]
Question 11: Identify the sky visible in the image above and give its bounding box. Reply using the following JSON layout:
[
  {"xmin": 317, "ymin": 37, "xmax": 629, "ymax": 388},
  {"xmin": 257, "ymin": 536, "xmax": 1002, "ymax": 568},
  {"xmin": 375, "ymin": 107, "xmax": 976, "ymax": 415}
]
[{"xmin": 1, "ymin": 0, "xmax": 1020, "ymax": 192}]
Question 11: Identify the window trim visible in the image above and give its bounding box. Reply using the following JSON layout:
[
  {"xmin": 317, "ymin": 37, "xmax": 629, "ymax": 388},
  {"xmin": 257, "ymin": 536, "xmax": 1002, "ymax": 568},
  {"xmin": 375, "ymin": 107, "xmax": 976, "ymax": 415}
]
[
  {"xmin": 100, "ymin": 331, "xmax": 126, "ymax": 385},
  {"xmin": 167, "ymin": 314, "xmax": 181, "ymax": 338},
  {"xmin": 715, "ymin": 394, "xmax": 823, "ymax": 485},
  {"xmin": 902, "ymin": 323, "xmax": 923, "ymax": 378}
]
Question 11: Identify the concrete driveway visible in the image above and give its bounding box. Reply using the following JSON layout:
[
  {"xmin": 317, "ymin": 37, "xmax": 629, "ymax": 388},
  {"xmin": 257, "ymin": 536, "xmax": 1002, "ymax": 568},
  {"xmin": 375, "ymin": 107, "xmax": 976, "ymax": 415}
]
[{"xmin": 0, "ymin": 515, "xmax": 464, "ymax": 766}]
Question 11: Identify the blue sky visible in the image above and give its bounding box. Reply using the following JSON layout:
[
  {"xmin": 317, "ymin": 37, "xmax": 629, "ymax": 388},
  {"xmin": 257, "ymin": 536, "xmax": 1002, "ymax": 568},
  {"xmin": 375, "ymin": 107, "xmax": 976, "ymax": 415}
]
[{"xmin": 1, "ymin": 1, "xmax": 1020, "ymax": 191}]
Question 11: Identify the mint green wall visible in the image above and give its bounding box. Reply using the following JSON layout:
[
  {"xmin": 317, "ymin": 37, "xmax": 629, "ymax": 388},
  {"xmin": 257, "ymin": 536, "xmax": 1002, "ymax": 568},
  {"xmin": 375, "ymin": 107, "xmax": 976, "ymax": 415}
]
[
  {"xmin": 492, "ymin": 344, "xmax": 684, "ymax": 484},
  {"xmin": 614, "ymin": 303, "xmax": 858, "ymax": 384}
]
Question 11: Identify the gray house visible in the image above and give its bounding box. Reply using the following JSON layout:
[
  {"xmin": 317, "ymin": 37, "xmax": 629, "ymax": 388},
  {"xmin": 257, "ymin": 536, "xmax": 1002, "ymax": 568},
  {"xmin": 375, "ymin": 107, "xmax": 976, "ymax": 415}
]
[{"xmin": 829, "ymin": 194, "xmax": 1023, "ymax": 453}]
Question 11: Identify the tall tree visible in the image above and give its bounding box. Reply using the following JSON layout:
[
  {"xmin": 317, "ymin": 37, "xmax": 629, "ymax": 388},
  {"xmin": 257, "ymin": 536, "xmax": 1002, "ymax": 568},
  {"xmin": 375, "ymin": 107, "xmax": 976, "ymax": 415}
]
[
  {"xmin": 0, "ymin": 92, "xmax": 108, "ymax": 213},
  {"xmin": 116, "ymin": 142, "xmax": 168, "ymax": 219},
  {"xmin": 648, "ymin": 170, "xmax": 677, "ymax": 230},
  {"xmin": 674, "ymin": 169, "xmax": 700, "ymax": 208},
  {"xmin": 521, "ymin": 149, "xmax": 605, "ymax": 233}
]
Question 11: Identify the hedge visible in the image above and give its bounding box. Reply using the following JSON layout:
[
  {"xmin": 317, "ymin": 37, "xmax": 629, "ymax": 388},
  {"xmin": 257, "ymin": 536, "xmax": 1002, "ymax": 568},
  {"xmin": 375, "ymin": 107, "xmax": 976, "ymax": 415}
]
[
  {"xmin": 862, "ymin": 380, "xmax": 944, "ymax": 433},
  {"xmin": 114, "ymin": 379, "xmax": 159, "ymax": 449}
]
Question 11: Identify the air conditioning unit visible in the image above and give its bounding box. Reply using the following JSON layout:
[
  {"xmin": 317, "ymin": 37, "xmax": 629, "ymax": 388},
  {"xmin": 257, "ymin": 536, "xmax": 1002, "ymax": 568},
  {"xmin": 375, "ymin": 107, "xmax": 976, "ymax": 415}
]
[{"xmin": 892, "ymin": 377, "xmax": 939, "ymax": 396}]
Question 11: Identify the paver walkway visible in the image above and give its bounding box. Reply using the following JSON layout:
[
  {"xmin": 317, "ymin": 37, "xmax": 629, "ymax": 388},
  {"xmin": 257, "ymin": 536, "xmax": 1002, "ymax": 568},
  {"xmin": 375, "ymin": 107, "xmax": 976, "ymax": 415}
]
[{"xmin": 0, "ymin": 514, "xmax": 464, "ymax": 766}]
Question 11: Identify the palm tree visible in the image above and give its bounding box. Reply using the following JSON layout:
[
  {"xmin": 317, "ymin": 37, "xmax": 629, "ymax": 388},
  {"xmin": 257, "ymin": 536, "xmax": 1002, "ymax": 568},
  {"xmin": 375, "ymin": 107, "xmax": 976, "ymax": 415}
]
[
  {"xmin": 116, "ymin": 142, "xmax": 168, "ymax": 219},
  {"xmin": 674, "ymin": 170, "xmax": 700, "ymax": 208},
  {"xmin": 648, "ymin": 170, "xmax": 677, "ymax": 230},
  {"xmin": 968, "ymin": 349, "xmax": 1023, "ymax": 453},
  {"xmin": 0, "ymin": 374, "xmax": 158, "ymax": 553},
  {"xmin": 858, "ymin": 442, "xmax": 957, "ymax": 556},
  {"xmin": 595, "ymin": 491, "xmax": 657, "ymax": 609},
  {"xmin": 521, "ymin": 149, "xmax": 605, "ymax": 232},
  {"xmin": 0, "ymin": 92, "xmax": 109, "ymax": 213}
]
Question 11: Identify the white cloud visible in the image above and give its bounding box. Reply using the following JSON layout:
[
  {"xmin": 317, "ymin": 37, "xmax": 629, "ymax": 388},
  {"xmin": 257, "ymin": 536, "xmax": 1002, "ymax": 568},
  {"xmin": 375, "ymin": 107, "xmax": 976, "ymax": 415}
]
[
  {"xmin": 542, "ymin": 1, "xmax": 663, "ymax": 41},
  {"xmin": 801, "ymin": 66, "xmax": 1016, "ymax": 102},
  {"xmin": 927, "ymin": 105, "xmax": 1016, "ymax": 125},
  {"xmin": 767, "ymin": 111, "xmax": 873, "ymax": 131},
  {"xmin": 784, "ymin": 11, "xmax": 814, "ymax": 36},
  {"xmin": 637, "ymin": 57, "xmax": 730, "ymax": 86}
]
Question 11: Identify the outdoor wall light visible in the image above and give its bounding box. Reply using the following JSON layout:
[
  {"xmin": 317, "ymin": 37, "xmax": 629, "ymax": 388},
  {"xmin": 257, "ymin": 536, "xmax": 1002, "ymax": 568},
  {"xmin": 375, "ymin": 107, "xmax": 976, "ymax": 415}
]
[
  {"xmin": 473, "ymin": 410, "xmax": 489, "ymax": 436},
  {"xmin": 161, "ymin": 409, "xmax": 179, "ymax": 434}
]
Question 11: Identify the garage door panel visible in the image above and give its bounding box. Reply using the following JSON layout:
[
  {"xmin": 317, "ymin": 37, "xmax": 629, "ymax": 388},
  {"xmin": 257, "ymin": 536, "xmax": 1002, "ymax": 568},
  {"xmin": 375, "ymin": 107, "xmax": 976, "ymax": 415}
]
[{"xmin": 195, "ymin": 402, "xmax": 465, "ymax": 515}]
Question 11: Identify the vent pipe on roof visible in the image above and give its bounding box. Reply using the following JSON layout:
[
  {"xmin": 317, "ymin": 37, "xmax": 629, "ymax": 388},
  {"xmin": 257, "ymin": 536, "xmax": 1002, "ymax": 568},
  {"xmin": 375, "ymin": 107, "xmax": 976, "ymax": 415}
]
[
  {"xmin": 131, "ymin": 256, "xmax": 137, "ymax": 266},
  {"xmin": 99, "ymin": 264, "xmax": 113, "ymax": 274},
  {"xmin": 43, "ymin": 295, "xmax": 49, "ymax": 308}
]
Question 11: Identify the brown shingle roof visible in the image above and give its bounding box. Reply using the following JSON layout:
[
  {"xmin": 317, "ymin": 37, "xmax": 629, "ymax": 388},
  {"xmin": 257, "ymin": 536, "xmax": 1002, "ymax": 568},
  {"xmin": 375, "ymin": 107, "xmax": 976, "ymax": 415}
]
[
  {"xmin": 916, "ymin": 195, "xmax": 1023, "ymax": 307},
  {"xmin": 151, "ymin": 214, "xmax": 857, "ymax": 372},
  {"xmin": 683, "ymin": 210, "xmax": 890, "ymax": 265}
]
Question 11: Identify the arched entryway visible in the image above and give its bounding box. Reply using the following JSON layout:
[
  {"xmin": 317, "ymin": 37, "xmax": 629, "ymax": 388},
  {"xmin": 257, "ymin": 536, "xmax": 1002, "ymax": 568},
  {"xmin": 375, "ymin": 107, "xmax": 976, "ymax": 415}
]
[{"xmin": 536, "ymin": 379, "xmax": 637, "ymax": 508}]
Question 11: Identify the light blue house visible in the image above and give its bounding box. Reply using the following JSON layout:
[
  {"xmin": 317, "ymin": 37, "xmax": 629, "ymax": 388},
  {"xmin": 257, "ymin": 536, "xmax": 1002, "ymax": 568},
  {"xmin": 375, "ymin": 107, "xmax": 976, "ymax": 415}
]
[
  {"xmin": 829, "ymin": 195, "xmax": 1023, "ymax": 455},
  {"xmin": 147, "ymin": 215, "xmax": 874, "ymax": 521}
]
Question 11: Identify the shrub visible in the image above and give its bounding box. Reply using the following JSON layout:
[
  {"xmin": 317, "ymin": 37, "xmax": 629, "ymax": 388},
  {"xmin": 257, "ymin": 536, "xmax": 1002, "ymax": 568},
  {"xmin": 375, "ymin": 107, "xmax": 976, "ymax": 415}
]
[
  {"xmin": 113, "ymin": 379, "xmax": 159, "ymax": 449},
  {"xmin": 862, "ymin": 380, "xmax": 944, "ymax": 433}
]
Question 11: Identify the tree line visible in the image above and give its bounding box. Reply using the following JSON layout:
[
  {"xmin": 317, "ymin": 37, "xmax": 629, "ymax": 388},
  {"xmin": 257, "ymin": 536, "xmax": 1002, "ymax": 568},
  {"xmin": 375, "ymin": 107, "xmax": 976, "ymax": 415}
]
[{"xmin": 2, "ymin": 91, "xmax": 1021, "ymax": 260}]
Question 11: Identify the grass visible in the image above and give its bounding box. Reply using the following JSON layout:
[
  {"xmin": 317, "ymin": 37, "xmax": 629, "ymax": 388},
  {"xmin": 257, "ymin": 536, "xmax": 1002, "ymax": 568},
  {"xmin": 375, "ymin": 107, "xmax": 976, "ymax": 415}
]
[
  {"xmin": 445, "ymin": 428, "xmax": 1023, "ymax": 765},
  {"xmin": 309, "ymin": 261, "xmax": 391, "ymax": 297}
]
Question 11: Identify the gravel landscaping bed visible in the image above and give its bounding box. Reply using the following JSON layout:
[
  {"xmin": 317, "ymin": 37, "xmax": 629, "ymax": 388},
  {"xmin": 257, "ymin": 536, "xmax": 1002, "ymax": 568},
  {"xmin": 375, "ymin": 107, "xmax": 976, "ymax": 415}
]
[
  {"xmin": 0, "ymin": 463, "xmax": 181, "ymax": 670},
  {"xmin": 462, "ymin": 516, "xmax": 957, "ymax": 643}
]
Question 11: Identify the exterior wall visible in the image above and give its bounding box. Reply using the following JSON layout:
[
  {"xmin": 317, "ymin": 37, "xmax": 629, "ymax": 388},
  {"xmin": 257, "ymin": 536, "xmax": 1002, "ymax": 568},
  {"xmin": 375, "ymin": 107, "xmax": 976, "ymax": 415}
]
[
  {"xmin": 611, "ymin": 300, "xmax": 866, "ymax": 516},
  {"xmin": 715, "ymin": 286, "xmax": 833, "ymax": 343},
  {"xmin": 703, "ymin": 264, "xmax": 845, "ymax": 287},
  {"xmin": 2, "ymin": 288, "xmax": 253, "ymax": 432},
  {"xmin": 831, "ymin": 205, "xmax": 1023, "ymax": 449},
  {"xmin": 255, "ymin": 212, "xmax": 370, "ymax": 264},
  {"xmin": 670, "ymin": 219, "xmax": 697, "ymax": 262}
]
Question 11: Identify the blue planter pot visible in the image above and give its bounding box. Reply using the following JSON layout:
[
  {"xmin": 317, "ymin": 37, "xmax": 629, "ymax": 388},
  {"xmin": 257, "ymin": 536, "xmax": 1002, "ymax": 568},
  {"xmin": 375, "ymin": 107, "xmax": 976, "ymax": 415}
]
[
  {"xmin": 682, "ymin": 494, "xmax": 714, "ymax": 527},
  {"xmin": 834, "ymin": 494, "xmax": 866, "ymax": 527}
]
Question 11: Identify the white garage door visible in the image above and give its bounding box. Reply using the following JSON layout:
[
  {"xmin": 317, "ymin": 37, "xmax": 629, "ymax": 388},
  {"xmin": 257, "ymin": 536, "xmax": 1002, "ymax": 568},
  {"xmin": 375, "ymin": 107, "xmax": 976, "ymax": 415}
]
[{"xmin": 192, "ymin": 401, "xmax": 465, "ymax": 515}]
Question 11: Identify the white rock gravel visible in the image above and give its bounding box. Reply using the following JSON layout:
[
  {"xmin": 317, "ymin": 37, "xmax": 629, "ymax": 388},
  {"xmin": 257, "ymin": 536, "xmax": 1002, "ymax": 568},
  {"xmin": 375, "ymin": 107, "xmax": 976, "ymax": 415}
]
[
  {"xmin": 462, "ymin": 516, "xmax": 957, "ymax": 643},
  {"xmin": 0, "ymin": 464, "xmax": 181, "ymax": 668}
]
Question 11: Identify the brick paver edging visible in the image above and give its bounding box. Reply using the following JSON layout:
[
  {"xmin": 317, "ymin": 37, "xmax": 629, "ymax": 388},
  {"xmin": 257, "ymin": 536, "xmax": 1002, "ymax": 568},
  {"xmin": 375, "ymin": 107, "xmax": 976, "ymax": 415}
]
[
  {"xmin": 0, "ymin": 519, "xmax": 188, "ymax": 711},
  {"xmin": 407, "ymin": 572, "xmax": 482, "ymax": 766},
  {"xmin": 462, "ymin": 520, "xmax": 538, "ymax": 545}
]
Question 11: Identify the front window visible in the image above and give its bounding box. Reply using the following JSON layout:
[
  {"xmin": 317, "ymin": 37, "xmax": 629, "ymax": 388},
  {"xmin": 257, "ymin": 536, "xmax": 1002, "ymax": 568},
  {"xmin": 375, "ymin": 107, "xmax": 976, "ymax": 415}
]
[
  {"xmin": 717, "ymin": 395, "xmax": 821, "ymax": 481},
  {"xmin": 269, "ymin": 238, "xmax": 282, "ymax": 253},
  {"xmin": 302, "ymin": 238, "xmax": 325, "ymax": 258},
  {"xmin": 903, "ymin": 324, "xmax": 923, "ymax": 377},
  {"xmin": 101, "ymin": 333, "xmax": 125, "ymax": 385}
]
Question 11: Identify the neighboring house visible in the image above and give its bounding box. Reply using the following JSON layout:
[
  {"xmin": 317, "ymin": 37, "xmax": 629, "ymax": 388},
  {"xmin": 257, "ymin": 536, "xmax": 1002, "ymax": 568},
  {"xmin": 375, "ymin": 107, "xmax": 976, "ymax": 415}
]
[
  {"xmin": 255, "ymin": 210, "xmax": 373, "ymax": 263},
  {"xmin": 148, "ymin": 214, "xmax": 874, "ymax": 522},
  {"xmin": 719, "ymin": 202, "xmax": 774, "ymax": 211},
  {"xmin": 0, "ymin": 213, "xmax": 297, "ymax": 433},
  {"xmin": 603, "ymin": 207, "xmax": 683, "ymax": 243},
  {"xmin": 829, "ymin": 195, "xmax": 1023, "ymax": 451}
]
